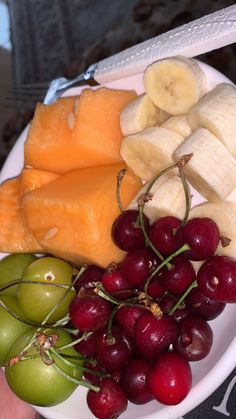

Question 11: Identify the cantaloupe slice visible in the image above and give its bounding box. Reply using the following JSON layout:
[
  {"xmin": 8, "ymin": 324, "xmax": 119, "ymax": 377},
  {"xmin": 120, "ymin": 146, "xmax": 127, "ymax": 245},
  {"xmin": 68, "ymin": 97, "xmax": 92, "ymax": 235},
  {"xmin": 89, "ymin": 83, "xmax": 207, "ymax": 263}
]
[
  {"xmin": 0, "ymin": 169, "xmax": 60, "ymax": 254},
  {"xmin": 20, "ymin": 168, "xmax": 59, "ymax": 195},
  {"xmin": 22, "ymin": 163, "xmax": 142, "ymax": 267},
  {"xmin": 24, "ymin": 88, "xmax": 137, "ymax": 174},
  {"xmin": 0, "ymin": 178, "xmax": 43, "ymax": 253}
]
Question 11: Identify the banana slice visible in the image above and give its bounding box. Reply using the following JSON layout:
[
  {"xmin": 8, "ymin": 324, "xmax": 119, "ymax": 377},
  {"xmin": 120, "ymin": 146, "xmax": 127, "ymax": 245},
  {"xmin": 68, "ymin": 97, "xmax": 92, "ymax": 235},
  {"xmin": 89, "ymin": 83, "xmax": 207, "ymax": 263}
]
[
  {"xmin": 161, "ymin": 114, "xmax": 192, "ymax": 138},
  {"xmin": 189, "ymin": 201, "xmax": 236, "ymax": 258},
  {"xmin": 120, "ymin": 126, "xmax": 183, "ymax": 182},
  {"xmin": 120, "ymin": 93, "xmax": 169, "ymax": 136},
  {"xmin": 144, "ymin": 56, "xmax": 207, "ymax": 115},
  {"xmin": 173, "ymin": 127, "xmax": 236, "ymax": 202},
  {"xmin": 127, "ymin": 173, "xmax": 190, "ymax": 222},
  {"xmin": 188, "ymin": 83, "xmax": 236, "ymax": 158}
]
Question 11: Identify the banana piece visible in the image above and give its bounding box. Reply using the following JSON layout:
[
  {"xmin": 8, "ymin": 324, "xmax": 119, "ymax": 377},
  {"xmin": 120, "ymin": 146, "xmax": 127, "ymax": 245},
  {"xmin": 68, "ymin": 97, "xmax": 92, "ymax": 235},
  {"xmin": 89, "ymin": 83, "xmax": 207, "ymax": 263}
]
[
  {"xmin": 120, "ymin": 93, "xmax": 169, "ymax": 136},
  {"xmin": 161, "ymin": 114, "xmax": 192, "ymax": 138},
  {"xmin": 120, "ymin": 126, "xmax": 184, "ymax": 182},
  {"xmin": 144, "ymin": 56, "xmax": 207, "ymax": 115},
  {"xmin": 173, "ymin": 127, "xmax": 236, "ymax": 202},
  {"xmin": 188, "ymin": 83, "xmax": 236, "ymax": 158},
  {"xmin": 127, "ymin": 173, "xmax": 190, "ymax": 222},
  {"xmin": 189, "ymin": 201, "xmax": 236, "ymax": 259}
]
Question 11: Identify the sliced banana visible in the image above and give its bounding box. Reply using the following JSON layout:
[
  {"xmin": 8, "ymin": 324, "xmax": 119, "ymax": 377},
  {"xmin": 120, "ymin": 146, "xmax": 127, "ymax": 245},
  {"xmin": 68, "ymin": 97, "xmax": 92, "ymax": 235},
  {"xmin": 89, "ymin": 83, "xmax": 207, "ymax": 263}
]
[
  {"xmin": 120, "ymin": 93, "xmax": 169, "ymax": 136},
  {"xmin": 173, "ymin": 127, "xmax": 236, "ymax": 202},
  {"xmin": 188, "ymin": 83, "xmax": 236, "ymax": 158},
  {"xmin": 127, "ymin": 173, "xmax": 190, "ymax": 222},
  {"xmin": 161, "ymin": 114, "xmax": 192, "ymax": 138},
  {"xmin": 189, "ymin": 201, "xmax": 236, "ymax": 258},
  {"xmin": 144, "ymin": 56, "xmax": 207, "ymax": 115},
  {"xmin": 120, "ymin": 126, "xmax": 183, "ymax": 182}
]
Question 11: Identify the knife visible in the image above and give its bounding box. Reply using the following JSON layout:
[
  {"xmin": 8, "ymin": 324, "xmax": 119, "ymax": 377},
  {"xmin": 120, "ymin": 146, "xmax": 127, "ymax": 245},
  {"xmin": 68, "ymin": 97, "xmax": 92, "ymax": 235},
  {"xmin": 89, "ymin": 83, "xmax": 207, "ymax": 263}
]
[{"xmin": 44, "ymin": 4, "xmax": 236, "ymax": 104}]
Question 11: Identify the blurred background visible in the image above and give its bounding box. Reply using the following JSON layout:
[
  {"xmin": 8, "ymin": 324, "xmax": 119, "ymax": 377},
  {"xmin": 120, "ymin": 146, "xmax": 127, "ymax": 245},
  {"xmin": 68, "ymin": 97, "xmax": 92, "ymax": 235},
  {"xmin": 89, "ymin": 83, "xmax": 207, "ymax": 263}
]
[{"xmin": 1, "ymin": 0, "xmax": 236, "ymax": 168}]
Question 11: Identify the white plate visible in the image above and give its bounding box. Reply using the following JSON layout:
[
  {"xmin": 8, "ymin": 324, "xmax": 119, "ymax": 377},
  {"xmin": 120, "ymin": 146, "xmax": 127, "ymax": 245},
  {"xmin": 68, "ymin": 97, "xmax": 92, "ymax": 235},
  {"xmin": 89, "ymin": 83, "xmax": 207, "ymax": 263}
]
[{"xmin": 1, "ymin": 61, "xmax": 236, "ymax": 419}]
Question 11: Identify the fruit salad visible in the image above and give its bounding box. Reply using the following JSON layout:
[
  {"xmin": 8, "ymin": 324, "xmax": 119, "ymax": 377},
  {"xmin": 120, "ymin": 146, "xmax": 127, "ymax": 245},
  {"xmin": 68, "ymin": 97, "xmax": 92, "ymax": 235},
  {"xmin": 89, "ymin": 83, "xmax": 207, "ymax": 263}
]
[{"xmin": 0, "ymin": 56, "xmax": 236, "ymax": 419}]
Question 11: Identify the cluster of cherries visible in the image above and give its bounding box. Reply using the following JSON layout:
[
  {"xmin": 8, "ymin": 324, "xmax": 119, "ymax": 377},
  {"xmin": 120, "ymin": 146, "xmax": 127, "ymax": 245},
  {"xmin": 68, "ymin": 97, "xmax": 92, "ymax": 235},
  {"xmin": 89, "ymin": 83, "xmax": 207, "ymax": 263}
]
[{"xmin": 68, "ymin": 208, "xmax": 236, "ymax": 419}]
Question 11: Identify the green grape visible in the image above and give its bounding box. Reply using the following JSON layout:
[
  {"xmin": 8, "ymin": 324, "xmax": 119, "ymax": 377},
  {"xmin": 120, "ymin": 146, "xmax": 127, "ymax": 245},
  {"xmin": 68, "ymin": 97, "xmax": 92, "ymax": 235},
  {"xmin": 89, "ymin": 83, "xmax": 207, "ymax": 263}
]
[
  {"xmin": 5, "ymin": 328, "xmax": 83, "ymax": 406},
  {"xmin": 0, "ymin": 253, "xmax": 37, "ymax": 296},
  {"xmin": 0, "ymin": 295, "xmax": 33, "ymax": 366},
  {"xmin": 17, "ymin": 256, "xmax": 76, "ymax": 324}
]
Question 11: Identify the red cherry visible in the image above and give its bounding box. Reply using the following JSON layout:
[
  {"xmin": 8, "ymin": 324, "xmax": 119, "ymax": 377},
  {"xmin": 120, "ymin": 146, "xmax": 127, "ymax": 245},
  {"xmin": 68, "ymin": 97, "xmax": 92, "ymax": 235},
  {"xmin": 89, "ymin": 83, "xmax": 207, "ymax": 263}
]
[
  {"xmin": 134, "ymin": 311, "xmax": 179, "ymax": 359},
  {"xmin": 69, "ymin": 295, "xmax": 112, "ymax": 331},
  {"xmin": 197, "ymin": 255, "xmax": 236, "ymax": 303},
  {"xmin": 102, "ymin": 267, "xmax": 131, "ymax": 294},
  {"xmin": 87, "ymin": 378, "xmax": 128, "ymax": 419},
  {"xmin": 115, "ymin": 305, "xmax": 146, "ymax": 338},
  {"xmin": 147, "ymin": 352, "xmax": 192, "ymax": 405},
  {"xmin": 176, "ymin": 217, "xmax": 220, "ymax": 261},
  {"xmin": 148, "ymin": 216, "xmax": 181, "ymax": 256},
  {"xmin": 121, "ymin": 358, "xmax": 154, "ymax": 404},
  {"xmin": 112, "ymin": 209, "xmax": 150, "ymax": 251}
]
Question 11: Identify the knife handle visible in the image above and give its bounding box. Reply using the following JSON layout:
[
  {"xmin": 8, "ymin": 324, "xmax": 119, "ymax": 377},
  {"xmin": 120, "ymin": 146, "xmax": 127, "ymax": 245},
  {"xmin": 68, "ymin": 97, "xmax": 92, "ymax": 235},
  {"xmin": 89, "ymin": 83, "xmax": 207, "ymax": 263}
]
[{"xmin": 94, "ymin": 4, "xmax": 236, "ymax": 84}]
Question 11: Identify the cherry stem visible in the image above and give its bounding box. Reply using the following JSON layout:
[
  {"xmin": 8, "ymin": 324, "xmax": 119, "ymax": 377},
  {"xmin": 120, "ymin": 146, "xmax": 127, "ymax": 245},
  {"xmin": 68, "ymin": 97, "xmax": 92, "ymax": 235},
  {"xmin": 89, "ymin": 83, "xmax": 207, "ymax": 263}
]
[
  {"xmin": 138, "ymin": 205, "xmax": 164, "ymax": 262},
  {"xmin": 48, "ymin": 351, "xmax": 100, "ymax": 392},
  {"xmin": 168, "ymin": 279, "xmax": 198, "ymax": 316},
  {"xmin": 59, "ymin": 353, "xmax": 96, "ymax": 366},
  {"xmin": 0, "ymin": 279, "xmax": 72, "ymax": 294},
  {"xmin": 107, "ymin": 304, "xmax": 123, "ymax": 343},
  {"xmin": 138, "ymin": 162, "xmax": 180, "ymax": 260},
  {"xmin": 58, "ymin": 332, "xmax": 94, "ymax": 351},
  {"xmin": 116, "ymin": 168, "xmax": 128, "ymax": 213},
  {"xmin": 0, "ymin": 298, "xmax": 72, "ymax": 330},
  {"xmin": 144, "ymin": 243, "xmax": 190, "ymax": 298},
  {"xmin": 178, "ymin": 162, "xmax": 191, "ymax": 227},
  {"xmin": 96, "ymin": 282, "xmax": 126, "ymax": 305},
  {"xmin": 50, "ymin": 348, "xmax": 107, "ymax": 379}
]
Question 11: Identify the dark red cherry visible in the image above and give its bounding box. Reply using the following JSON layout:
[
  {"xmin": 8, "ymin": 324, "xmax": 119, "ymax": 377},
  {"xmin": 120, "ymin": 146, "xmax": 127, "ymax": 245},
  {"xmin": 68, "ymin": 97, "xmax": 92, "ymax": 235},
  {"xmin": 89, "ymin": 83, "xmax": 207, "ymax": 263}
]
[
  {"xmin": 134, "ymin": 311, "xmax": 179, "ymax": 359},
  {"xmin": 121, "ymin": 358, "xmax": 154, "ymax": 404},
  {"xmin": 96, "ymin": 327, "xmax": 133, "ymax": 373},
  {"xmin": 120, "ymin": 247, "xmax": 160, "ymax": 288},
  {"xmin": 115, "ymin": 305, "xmax": 146, "ymax": 338},
  {"xmin": 173, "ymin": 315, "xmax": 213, "ymax": 361},
  {"xmin": 186, "ymin": 287, "xmax": 226, "ymax": 320},
  {"xmin": 148, "ymin": 216, "xmax": 181, "ymax": 256},
  {"xmin": 112, "ymin": 209, "xmax": 150, "ymax": 251},
  {"xmin": 146, "ymin": 277, "xmax": 165, "ymax": 299},
  {"xmin": 176, "ymin": 217, "xmax": 220, "ymax": 261},
  {"xmin": 102, "ymin": 266, "xmax": 131, "ymax": 294},
  {"xmin": 160, "ymin": 255, "xmax": 196, "ymax": 295},
  {"xmin": 83, "ymin": 362, "xmax": 103, "ymax": 385},
  {"xmin": 159, "ymin": 295, "xmax": 192, "ymax": 323},
  {"xmin": 69, "ymin": 295, "xmax": 112, "ymax": 331},
  {"xmin": 74, "ymin": 331, "xmax": 97, "ymax": 357},
  {"xmin": 74, "ymin": 265, "xmax": 104, "ymax": 293},
  {"xmin": 197, "ymin": 255, "xmax": 236, "ymax": 303},
  {"xmin": 87, "ymin": 378, "xmax": 128, "ymax": 419},
  {"xmin": 147, "ymin": 352, "xmax": 192, "ymax": 405}
]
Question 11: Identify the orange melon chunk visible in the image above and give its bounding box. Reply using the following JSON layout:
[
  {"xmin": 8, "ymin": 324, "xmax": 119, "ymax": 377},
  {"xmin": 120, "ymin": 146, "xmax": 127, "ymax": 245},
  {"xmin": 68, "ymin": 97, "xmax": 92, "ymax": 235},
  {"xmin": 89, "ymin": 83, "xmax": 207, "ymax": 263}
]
[
  {"xmin": 0, "ymin": 178, "xmax": 42, "ymax": 253},
  {"xmin": 22, "ymin": 163, "xmax": 141, "ymax": 267},
  {"xmin": 24, "ymin": 88, "xmax": 137, "ymax": 174},
  {"xmin": 20, "ymin": 168, "xmax": 59, "ymax": 195}
]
